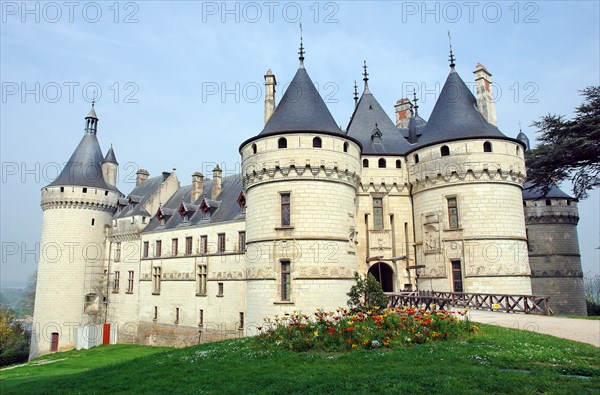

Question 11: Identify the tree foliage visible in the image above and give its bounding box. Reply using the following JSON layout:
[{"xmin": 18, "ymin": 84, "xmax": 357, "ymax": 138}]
[
  {"xmin": 347, "ymin": 272, "xmax": 389, "ymax": 313},
  {"xmin": 0, "ymin": 306, "xmax": 30, "ymax": 366},
  {"xmin": 526, "ymin": 86, "xmax": 600, "ymax": 199}
]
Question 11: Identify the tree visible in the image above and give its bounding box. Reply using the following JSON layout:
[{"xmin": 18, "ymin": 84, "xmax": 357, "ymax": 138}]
[
  {"xmin": 0, "ymin": 307, "xmax": 30, "ymax": 366},
  {"xmin": 526, "ymin": 86, "xmax": 600, "ymax": 199},
  {"xmin": 347, "ymin": 272, "xmax": 389, "ymax": 313},
  {"xmin": 24, "ymin": 271, "xmax": 37, "ymax": 316}
]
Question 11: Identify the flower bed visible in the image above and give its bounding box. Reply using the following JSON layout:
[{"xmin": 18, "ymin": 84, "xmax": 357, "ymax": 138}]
[{"xmin": 257, "ymin": 307, "xmax": 478, "ymax": 352}]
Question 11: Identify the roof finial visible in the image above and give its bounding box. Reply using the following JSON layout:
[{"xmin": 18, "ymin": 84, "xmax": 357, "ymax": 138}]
[
  {"xmin": 298, "ymin": 22, "xmax": 305, "ymax": 67},
  {"xmin": 448, "ymin": 31, "xmax": 456, "ymax": 69},
  {"xmin": 519, "ymin": 121, "xmax": 522, "ymax": 133},
  {"xmin": 353, "ymin": 80, "xmax": 358, "ymax": 108},
  {"xmin": 362, "ymin": 60, "xmax": 371, "ymax": 93},
  {"xmin": 412, "ymin": 88, "xmax": 419, "ymax": 116}
]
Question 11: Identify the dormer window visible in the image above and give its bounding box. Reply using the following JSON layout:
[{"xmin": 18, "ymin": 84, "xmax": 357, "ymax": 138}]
[{"xmin": 236, "ymin": 191, "xmax": 247, "ymax": 214}]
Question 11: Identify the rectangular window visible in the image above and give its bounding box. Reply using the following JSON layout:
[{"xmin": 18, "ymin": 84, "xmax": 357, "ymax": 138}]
[
  {"xmin": 218, "ymin": 233, "xmax": 226, "ymax": 253},
  {"xmin": 114, "ymin": 242, "xmax": 121, "ymax": 262},
  {"xmin": 447, "ymin": 197, "xmax": 459, "ymax": 229},
  {"xmin": 239, "ymin": 312, "xmax": 244, "ymax": 330},
  {"xmin": 197, "ymin": 265, "xmax": 207, "ymax": 295},
  {"xmin": 155, "ymin": 240, "xmax": 162, "ymax": 257},
  {"xmin": 373, "ymin": 197, "xmax": 383, "ymax": 230},
  {"xmin": 200, "ymin": 236, "xmax": 208, "ymax": 254},
  {"xmin": 451, "ymin": 260, "xmax": 463, "ymax": 292},
  {"xmin": 281, "ymin": 260, "xmax": 291, "ymax": 301},
  {"xmin": 127, "ymin": 271, "xmax": 134, "ymax": 293},
  {"xmin": 199, "ymin": 309, "xmax": 204, "ymax": 326},
  {"xmin": 238, "ymin": 231, "xmax": 246, "ymax": 252},
  {"xmin": 153, "ymin": 306, "xmax": 158, "ymax": 320},
  {"xmin": 171, "ymin": 238, "xmax": 178, "ymax": 256},
  {"xmin": 113, "ymin": 271, "xmax": 120, "ymax": 293},
  {"xmin": 143, "ymin": 241, "xmax": 149, "ymax": 258},
  {"xmin": 217, "ymin": 282, "xmax": 224, "ymax": 296},
  {"xmin": 152, "ymin": 266, "xmax": 161, "ymax": 294},
  {"xmin": 175, "ymin": 308, "xmax": 180, "ymax": 324},
  {"xmin": 281, "ymin": 193, "xmax": 291, "ymax": 226},
  {"xmin": 185, "ymin": 236, "xmax": 193, "ymax": 255}
]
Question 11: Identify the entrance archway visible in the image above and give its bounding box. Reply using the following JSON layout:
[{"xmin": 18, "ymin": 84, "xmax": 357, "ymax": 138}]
[{"xmin": 368, "ymin": 262, "xmax": 394, "ymax": 292}]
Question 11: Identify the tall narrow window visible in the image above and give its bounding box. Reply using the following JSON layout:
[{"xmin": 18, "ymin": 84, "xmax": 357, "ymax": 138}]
[
  {"xmin": 113, "ymin": 271, "xmax": 120, "ymax": 293},
  {"xmin": 363, "ymin": 159, "xmax": 369, "ymax": 168},
  {"xmin": 185, "ymin": 236, "xmax": 193, "ymax": 255},
  {"xmin": 200, "ymin": 235, "xmax": 208, "ymax": 254},
  {"xmin": 313, "ymin": 137, "xmax": 322, "ymax": 148},
  {"xmin": 217, "ymin": 233, "xmax": 226, "ymax": 253},
  {"xmin": 197, "ymin": 265, "xmax": 207, "ymax": 295},
  {"xmin": 171, "ymin": 238, "xmax": 178, "ymax": 256},
  {"xmin": 155, "ymin": 240, "xmax": 162, "ymax": 257},
  {"xmin": 153, "ymin": 306, "xmax": 158, "ymax": 320},
  {"xmin": 281, "ymin": 193, "xmax": 291, "ymax": 226},
  {"xmin": 238, "ymin": 231, "xmax": 246, "ymax": 252},
  {"xmin": 91, "ymin": 218, "xmax": 95, "ymax": 226},
  {"xmin": 175, "ymin": 308, "xmax": 180, "ymax": 324},
  {"xmin": 447, "ymin": 197, "xmax": 459, "ymax": 229},
  {"xmin": 217, "ymin": 282, "xmax": 224, "ymax": 296},
  {"xmin": 152, "ymin": 267, "xmax": 161, "ymax": 294},
  {"xmin": 252, "ymin": 143, "xmax": 257, "ymax": 154},
  {"xmin": 451, "ymin": 260, "xmax": 463, "ymax": 292},
  {"xmin": 545, "ymin": 199, "xmax": 551, "ymax": 206},
  {"xmin": 483, "ymin": 141, "xmax": 492, "ymax": 152},
  {"xmin": 378, "ymin": 158, "xmax": 386, "ymax": 168},
  {"xmin": 239, "ymin": 312, "xmax": 244, "ymax": 329},
  {"xmin": 114, "ymin": 242, "xmax": 121, "ymax": 262},
  {"xmin": 281, "ymin": 260, "xmax": 291, "ymax": 301},
  {"xmin": 396, "ymin": 160, "xmax": 401, "ymax": 169},
  {"xmin": 143, "ymin": 241, "xmax": 149, "ymax": 258},
  {"xmin": 278, "ymin": 137, "xmax": 287, "ymax": 149},
  {"xmin": 343, "ymin": 142, "xmax": 349, "ymax": 152},
  {"xmin": 441, "ymin": 145, "xmax": 450, "ymax": 156},
  {"xmin": 373, "ymin": 197, "xmax": 383, "ymax": 230},
  {"xmin": 127, "ymin": 271, "xmax": 134, "ymax": 293},
  {"xmin": 199, "ymin": 309, "xmax": 204, "ymax": 326},
  {"xmin": 414, "ymin": 154, "xmax": 419, "ymax": 163}
]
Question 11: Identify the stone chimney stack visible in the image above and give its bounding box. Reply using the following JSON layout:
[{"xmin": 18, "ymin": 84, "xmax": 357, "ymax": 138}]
[
  {"xmin": 394, "ymin": 98, "xmax": 412, "ymax": 128},
  {"xmin": 211, "ymin": 166, "xmax": 222, "ymax": 200},
  {"xmin": 264, "ymin": 69, "xmax": 277, "ymax": 125},
  {"xmin": 136, "ymin": 169, "xmax": 149, "ymax": 186},
  {"xmin": 191, "ymin": 172, "xmax": 204, "ymax": 203},
  {"xmin": 473, "ymin": 63, "xmax": 497, "ymax": 126}
]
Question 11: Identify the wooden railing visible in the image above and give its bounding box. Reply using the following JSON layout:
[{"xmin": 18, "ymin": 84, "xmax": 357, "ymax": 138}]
[{"xmin": 385, "ymin": 291, "xmax": 550, "ymax": 315}]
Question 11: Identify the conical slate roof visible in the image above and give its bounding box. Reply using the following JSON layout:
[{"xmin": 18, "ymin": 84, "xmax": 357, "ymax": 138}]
[
  {"xmin": 87, "ymin": 104, "xmax": 98, "ymax": 119},
  {"xmin": 522, "ymin": 181, "xmax": 574, "ymax": 200},
  {"xmin": 347, "ymin": 90, "xmax": 412, "ymax": 155},
  {"xmin": 48, "ymin": 132, "xmax": 117, "ymax": 191},
  {"xmin": 414, "ymin": 69, "xmax": 507, "ymax": 149},
  {"xmin": 258, "ymin": 67, "xmax": 342, "ymax": 136},
  {"xmin": 103, "ymin": 145, "xmax": 118, "ymax": 164}
]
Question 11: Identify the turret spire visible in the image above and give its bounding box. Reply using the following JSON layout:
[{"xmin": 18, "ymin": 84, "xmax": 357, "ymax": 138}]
[
  {"xmin": 412, "ymin": 89, "xmax": 419, "ymax": 116},
  {"xmin": 85, "ymin": 101, "xmax": 98, "ymax": 135},
  {"xmin": 353, "ymin": 80, "xmax": 358, "ymax": 109},
  {"xmin": 448, "ymin": 31, "xmax": 456, "ymax": 69},
  {"xmin": 362, "ymin": 61, "xmax": 370, "ymax": 93},
  {"xmin": 298, "ymin": 23, "xmax": 305, "ymax": 68}
]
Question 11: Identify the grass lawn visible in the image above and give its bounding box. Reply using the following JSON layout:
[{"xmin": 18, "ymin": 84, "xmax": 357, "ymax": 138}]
[{"xmin": 1, "ymin": 324, "xmax": 598, "ymax": 394}]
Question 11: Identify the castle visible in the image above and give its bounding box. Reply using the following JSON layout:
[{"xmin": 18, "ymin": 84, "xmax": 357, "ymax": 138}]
[{"xmin": 30, "ymin": 43, "xmax": 587, "ymax": 358}]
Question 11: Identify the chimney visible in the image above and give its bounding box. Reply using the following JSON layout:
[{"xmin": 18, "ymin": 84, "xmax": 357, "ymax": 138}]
[
  {"xmin": 136, "ymin": 169, "xmax": 149, "ymax": 186},
  {"xmin": 394, "ymin": 98, "xmax": 412, "ymax": 128},
  {"xmin": 211, "ymin": 165, "xmax": 222, "ymax": 200},
  {"xmin": 473, "ymin": 63, "xmax": 497, "ymax": 126},
  {"xmin": 264, "ymin": 69, "xmax": 276, "ymax": 125},
  {"xmin": 191, "ymin": 172, "xmax": 204, "ymax": 203}
]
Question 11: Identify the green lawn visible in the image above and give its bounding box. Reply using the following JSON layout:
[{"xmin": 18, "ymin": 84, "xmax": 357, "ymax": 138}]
[{"xmin": 1, "ymin": 325, "xmax": 598, "ymax": 394}]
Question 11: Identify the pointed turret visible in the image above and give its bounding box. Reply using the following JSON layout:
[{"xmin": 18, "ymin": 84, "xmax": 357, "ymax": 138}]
[
  {"xmin": 516, "ymin": 126, "xmax": 530, "ymax": 152},
  {"xmin": 102, "ymin": 144, "xmax": 118, "ymax": 187},
  {"xmin": 103, "ymin": 144, "xmax": 118, "ymax": 164},
  {"xmin": 48, "ymin": 104, "xmax": 118, "ymax": 191}
]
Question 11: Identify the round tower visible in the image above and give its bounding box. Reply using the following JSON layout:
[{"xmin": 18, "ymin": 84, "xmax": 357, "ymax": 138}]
[
  {"xmin": 30, "ymin": 104, "xmax": 121, "ymax": 358},
  {"xmin": 408, "ymin": 57, "xmax": 531, "ymax": 295},
  {"xmin": 240, "ymin": 45, "xmax": 362, "ymax": 329},
  {"xmin": 523, "ymin": 183, "xmax": 587, "ymax": 315}
]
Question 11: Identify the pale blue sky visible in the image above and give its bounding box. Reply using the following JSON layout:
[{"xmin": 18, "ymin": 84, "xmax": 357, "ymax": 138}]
[{"xmin": 1, "ymin": 1, "xmax": 599, "ymax": 287}]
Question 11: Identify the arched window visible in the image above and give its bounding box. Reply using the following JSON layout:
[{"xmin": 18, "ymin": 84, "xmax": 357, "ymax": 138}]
[
  {"xmin": 278, "ymin": 137, "xmax": 287, "ymax": 149},
  {"xmin": 396, "ymin": 160, "xmax": 401, "ymax": 169},
  {"xmin": 251, "ymin": 144, "xmax": 257, "ymax": 154},
  {"xmin": 545, "ymin": 199, "xmax": 551, "ymax": 206},
  {"xmin": 441, "ymin": 145, "xmax": 450, "ymax": 157},
  {"xmin": 313, "ymin": 137, "xmax": 322, "ymax": 148},
  {"xmin": 414, "ymin": 154, "xmax": 419, "ymax": 164},
  {"xmin": 378, "ymin": 158, "xmax": 386, "ymax": 168},
  {"xmin": 516, "ymin": 146, "xmax": 521, "ymax": 156},
  {"xmin": 363, "ymin": 159, "xmax": 369, "ymax": 168},
  {"xmin": 343, "ymin": 142, "xmax": 349, "ymax": 153},
  {"xmin": 483, "ymin": 141, "xmax": 492, "ymax": 152}
]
